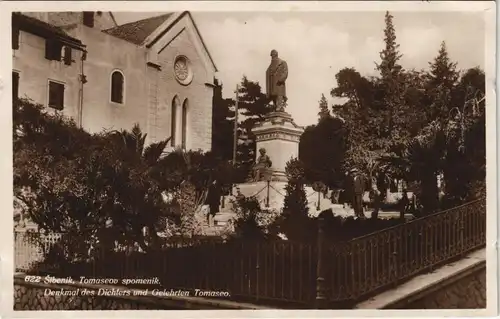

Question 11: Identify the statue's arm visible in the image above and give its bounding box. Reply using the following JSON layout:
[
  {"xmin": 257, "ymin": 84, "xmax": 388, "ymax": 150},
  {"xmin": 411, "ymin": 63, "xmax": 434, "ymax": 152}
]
[{"xmin": 278, "ymin": 62, "xmax": 288, "ymax": 82}]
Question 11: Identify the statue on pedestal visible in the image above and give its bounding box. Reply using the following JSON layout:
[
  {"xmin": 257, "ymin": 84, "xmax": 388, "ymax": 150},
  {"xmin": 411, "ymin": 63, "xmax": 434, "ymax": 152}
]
[
  {"xmin": 250, "ymin": 148, "xmax": 273, "ymax": 182},
  {"xmin": 266, "ymin": 49, "xmax": 288, "ymax": 112}
]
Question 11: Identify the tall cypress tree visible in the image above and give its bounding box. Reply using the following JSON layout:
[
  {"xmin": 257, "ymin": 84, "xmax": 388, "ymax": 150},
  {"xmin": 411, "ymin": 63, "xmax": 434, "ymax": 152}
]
[
  {"xmin": 376, "ymin": 11, "xmax": 402, "ymax": 81},
  {"xmin": 317, "ymin": 94, "xmax": 330, "ymax": 121},
  {"xmin": 375, "ymin": 11, "xmax": 404, "ymax": 138},
  {"xmin": 211, "ymin": 78, "xmax": 235, "ymax": 161},
  {"xmin": 425, "ymin": 41, "xmax": 459, "ymax": 122}
]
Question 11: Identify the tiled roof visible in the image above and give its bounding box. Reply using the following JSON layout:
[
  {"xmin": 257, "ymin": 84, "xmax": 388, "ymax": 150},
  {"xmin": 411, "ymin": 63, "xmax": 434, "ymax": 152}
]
[{"xmin": 103, "ymin": 13, "xmax": 174, "ymax": 45}]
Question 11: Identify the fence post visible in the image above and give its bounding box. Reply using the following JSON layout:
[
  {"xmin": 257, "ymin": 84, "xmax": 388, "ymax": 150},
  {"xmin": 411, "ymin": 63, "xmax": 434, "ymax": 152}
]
[
  {"xmin": 317, "ymin": 192, "xmax": 321, "ymax": 211},
  {"xmin": 315, "ymin": 212, "xmax": 328, "ymax": 309},
  {"xmin": 266, "ymin": 180, "xmax": 270, "ymax": 208}
]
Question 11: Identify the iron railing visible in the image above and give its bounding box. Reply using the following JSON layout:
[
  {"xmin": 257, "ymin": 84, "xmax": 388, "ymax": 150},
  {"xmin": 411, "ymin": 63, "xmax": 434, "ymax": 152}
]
[
  {"xmin": 14, "ymin": 197, "xmax": 486, "ymax": 308},
  {"xmin": 326, "ymin": 197, "xmax": 486, "ymax": 303}
]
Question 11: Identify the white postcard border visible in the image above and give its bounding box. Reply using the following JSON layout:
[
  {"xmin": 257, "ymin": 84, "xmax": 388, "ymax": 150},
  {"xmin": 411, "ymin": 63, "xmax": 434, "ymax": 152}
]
[{"xmin": 0, "ymin": 1, "xmax": 497, "ymax": 318}]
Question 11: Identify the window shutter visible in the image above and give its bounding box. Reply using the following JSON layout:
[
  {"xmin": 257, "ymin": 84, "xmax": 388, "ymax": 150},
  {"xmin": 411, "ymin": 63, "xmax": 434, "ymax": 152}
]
[
  {"xmin": 83, "ymin": 12, "xmax": 95, "ymax": 28},
  {"xmin": 45, "ymin": 39, "xmax": 62, "ymax": 61},
  {"xmin": 49, "ymin": 81, "xmax": 64, "ymax": 110},
  {"xmin": 45, "ymin": 39, "xmax": 53, "ymax": 60},
  {"xmin": 58, "ymin": 84, "xmax": 65, "ymax": 110},
  {"xmin": 63, "ymin": 46, "xmax": 72, "ymax": 65},
  {"xmin": 12, "ymin": 72, "xmax": 19, "ymax": 101},
  {"xmin": 12, "ymin": 25, "xmax": 19, "ymax": 50}
]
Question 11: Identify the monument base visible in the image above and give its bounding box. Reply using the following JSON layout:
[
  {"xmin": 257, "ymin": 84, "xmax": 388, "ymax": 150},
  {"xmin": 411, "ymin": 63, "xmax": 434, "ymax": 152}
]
[{"xmin": 252, "ymin": 110, "xmax": 304, "ymax": 179}]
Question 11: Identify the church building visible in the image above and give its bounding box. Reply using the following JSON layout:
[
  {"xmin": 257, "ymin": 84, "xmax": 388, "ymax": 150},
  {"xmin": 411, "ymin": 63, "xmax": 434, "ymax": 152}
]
[{"xmin": 12, "ymin": 11, "xmax": 217, "ymax": 151}]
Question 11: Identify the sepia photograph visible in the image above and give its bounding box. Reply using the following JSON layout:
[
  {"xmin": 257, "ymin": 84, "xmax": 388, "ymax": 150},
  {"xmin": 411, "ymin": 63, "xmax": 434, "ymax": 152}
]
[{"xmin": 3, "ymin": 0, "xmax": 496, "ymax": 315}]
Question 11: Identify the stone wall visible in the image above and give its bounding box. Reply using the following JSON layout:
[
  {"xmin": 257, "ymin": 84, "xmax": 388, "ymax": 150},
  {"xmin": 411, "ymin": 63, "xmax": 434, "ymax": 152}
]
[
  {"xmin": 356, "ymin": 249, "xmax": 487, "ymax": 310},
  {"xmin": 72, "ymin": 24, "xmax": 151, "ymax": 135},
  {"xmin": 403, "ymin": 265, "xmax": 486, "ymax": 309},
  {"xmin": 152, "ymin": 15, "xmax": 214, "ymax": 152},
  {"xmin": 14, "ymin": 284, "xmax": 166, "ymax": 310}
]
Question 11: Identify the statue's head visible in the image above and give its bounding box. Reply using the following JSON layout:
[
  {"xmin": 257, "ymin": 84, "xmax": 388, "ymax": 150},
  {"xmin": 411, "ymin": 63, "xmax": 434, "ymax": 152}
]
[
  {"xmin": 270, "ymin": 49, "xmax": 278, "ymax": 60},
  {"xmin": 259, "ymin": 148, "xmax": 266, "ymax": 155}
]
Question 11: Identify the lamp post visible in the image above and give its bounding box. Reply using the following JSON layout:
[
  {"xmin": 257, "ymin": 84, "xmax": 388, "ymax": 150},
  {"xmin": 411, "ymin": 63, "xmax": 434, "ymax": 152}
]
[{"xmin": 232, "ymin": 85, "xmax": 239, "ymax": 194}]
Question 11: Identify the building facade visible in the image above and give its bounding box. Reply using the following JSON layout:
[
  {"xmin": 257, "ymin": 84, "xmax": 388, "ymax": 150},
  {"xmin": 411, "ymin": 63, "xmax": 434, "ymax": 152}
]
[{"xmin": 12, "ymin": 11, "xmax": 217, "ymax": 151}]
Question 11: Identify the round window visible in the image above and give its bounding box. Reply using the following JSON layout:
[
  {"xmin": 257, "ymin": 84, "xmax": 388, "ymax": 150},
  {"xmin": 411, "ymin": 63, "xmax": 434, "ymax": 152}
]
[{"xmin": 173, "ymin": 55, "xmax": 193, "ymax": 85}]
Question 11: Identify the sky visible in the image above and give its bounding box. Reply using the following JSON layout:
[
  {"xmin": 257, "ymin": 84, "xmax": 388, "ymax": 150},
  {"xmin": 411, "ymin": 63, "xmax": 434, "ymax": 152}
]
[{"xmin": 115, "ymin": 11, "xmax": 485, "ymax": 126}]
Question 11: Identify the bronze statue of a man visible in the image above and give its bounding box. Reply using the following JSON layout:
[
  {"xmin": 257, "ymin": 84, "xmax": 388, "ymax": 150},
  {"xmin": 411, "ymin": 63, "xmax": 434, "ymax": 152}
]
[
  {"xmin": 266, "ymin": 49, "xmax": 288, "ymax": 112},
  {"xmin": 252, "ymin": 148, "xmax": 272, "ymax": 182}
]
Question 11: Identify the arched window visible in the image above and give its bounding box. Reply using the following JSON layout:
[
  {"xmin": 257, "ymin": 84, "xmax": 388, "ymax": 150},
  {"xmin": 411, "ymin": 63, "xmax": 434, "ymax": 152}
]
[
  {"xmin": 171, "ymin": 96, "xmax": 180, "ymax": 147},
  {"xmin": 181, "ymin": 99, "xmax": 189, "ymax": 149},
  {"xmin": 110, "ymin": 70, "xmax": 124, "ymax": 104}
]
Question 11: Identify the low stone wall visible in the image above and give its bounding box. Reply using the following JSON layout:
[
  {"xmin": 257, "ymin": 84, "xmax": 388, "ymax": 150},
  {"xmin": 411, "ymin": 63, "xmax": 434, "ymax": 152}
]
[
  {"xmin": 14, "ymin": 274, "xmax": 270, "ymax": 310},
  {"xmin": 404, "ymin": 264, "xmax": 486, "ymax": 309},
  {"xmin": 14, "ymin": 284, "xmax": 163, "ymax": 310},
  {"xmin": 356, "ymin": 248, "xmax": 487, "ymax": 310}
]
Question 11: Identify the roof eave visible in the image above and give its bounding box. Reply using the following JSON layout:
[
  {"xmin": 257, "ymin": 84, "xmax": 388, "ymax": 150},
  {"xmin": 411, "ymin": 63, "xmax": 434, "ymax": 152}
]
[
  {"xmin": 13, "ymin": 13, "xmax": 86, "ymax": 50},
  {"xmin": 186, "ymin": 11, "xmax": 218, "ymax": 72},
  {"xmin": 144, "ymin": 11, "xmax": 217, "ymax": 72}
]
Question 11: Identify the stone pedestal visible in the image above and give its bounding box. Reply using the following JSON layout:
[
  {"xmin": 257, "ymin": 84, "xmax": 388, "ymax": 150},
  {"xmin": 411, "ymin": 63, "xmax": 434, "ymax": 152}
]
[{"xmin": 252, "ymin": 111, "xmax": 304, "ymax": 181}]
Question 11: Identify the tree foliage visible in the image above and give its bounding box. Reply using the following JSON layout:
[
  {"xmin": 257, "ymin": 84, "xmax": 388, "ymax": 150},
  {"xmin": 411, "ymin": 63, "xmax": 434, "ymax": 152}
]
[
  {"xmin": 14, "ymin": 99, "xmax": 177, "ymax": 258},
  {"xmin": 211, "ymin": 78, "xmax": 235, "ymax": 162},
  {"xmin": 299, "ymin": 116, "xmax": 347, "ymax": 188},
  {"xmin": 210, "ymin": 76, "xmax": 273, "ymax": 183},
  {"xmin": 235, "ymin": 77, "xmax": 273, "ymax": 181},
  {"xmin": 330, "ymin": 11, "xmax": 486, "ymax": 214},
  {"xmin": 14, "ymin": 98, "xmax": 233, "ymax": 260},
  {"xmin": 280, "ymin": 158, "xmax": 313, "ymax": 241},
  {"xmin": 317, "ymin": 94, "xmax": 330, "ymax": 120}
]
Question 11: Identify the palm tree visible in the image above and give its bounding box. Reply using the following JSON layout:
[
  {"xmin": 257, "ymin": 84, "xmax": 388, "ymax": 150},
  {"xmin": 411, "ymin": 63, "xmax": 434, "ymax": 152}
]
[
  {"xmin": 104, "ymin": 124, "xmax": 173, "ymax": 251},
  {"xmin": 109, "ymin": 124, "xmax": 171, "ymax": 167}
]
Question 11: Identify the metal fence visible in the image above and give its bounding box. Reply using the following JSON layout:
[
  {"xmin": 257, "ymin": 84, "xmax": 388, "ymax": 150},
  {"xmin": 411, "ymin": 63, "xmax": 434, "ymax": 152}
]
[
  {"xmin": 14, "ymin": 197, "xmax": 486, "ymax": 308},
  {"xmin": 163, "ymin": 240, "xmax": 318, "ymax": 304},
  {"xmin": 325, "ymin": 196, "xmax": 486, "ymax": 303}
]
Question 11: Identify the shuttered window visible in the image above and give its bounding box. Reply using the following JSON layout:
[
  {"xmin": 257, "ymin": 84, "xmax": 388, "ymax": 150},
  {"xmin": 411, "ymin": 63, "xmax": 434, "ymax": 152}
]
[
  {"xmin": 83, "ymin": 12, "xmax": 94, "ymax": 27},
  {"xmin": 45, "ymin": 39, "xmax": 62, "ymax": 61},
  {"xmin": 48, "ymin": 81, "xmax": 64, "ymax": 110},
  {"xmin": 12, "ymin": 25, "xmax": 19, "ymax": 50},
  {"xmin": 12, "ymin": 72, "xmax": 19, "ymax": 101},
  {"xmin": 63, "ymin": 46, "xmax": 72, "ymax": 65}
]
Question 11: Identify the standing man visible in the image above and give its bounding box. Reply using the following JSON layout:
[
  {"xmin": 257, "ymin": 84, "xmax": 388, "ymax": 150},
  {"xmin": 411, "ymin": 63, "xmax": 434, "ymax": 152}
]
[
  {"xmin": 350, "ymin": 168, "xmax": 365, "ymax": 218},
  {"xmin": 266, "ymin": 49, "xmax": 288, "ymax": 111},
  {"xmin": 206, "ymin": 180, "xmax": 222, "ymax": 226}
]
